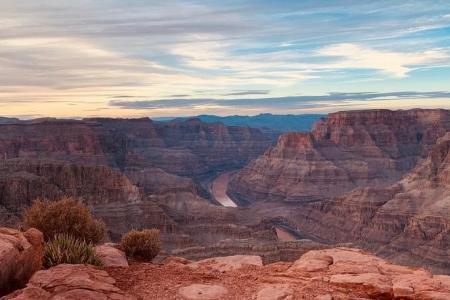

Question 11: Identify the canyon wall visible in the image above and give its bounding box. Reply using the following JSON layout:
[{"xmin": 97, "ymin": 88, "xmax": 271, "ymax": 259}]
[
  {"xmin": 0, "ymin": 118, "xmax": 271, "ymax": 177},
  {"xmin": 229, "ymin": 109, "xmax": 450, "ymax": 204},
  {"xmin": 0, "ymin": 118, "xmax": 275, "ymax": 256},
  {"xmin": 228, "ymin": 109, "xmax": 450, "ymax": 273},
  {"xmin": 293, "ymin": 133, "xmax": 450, "ymax": 273},
  {"xmin": 0, "ymin": 158, "xmax": 282, "ymax": 254}
]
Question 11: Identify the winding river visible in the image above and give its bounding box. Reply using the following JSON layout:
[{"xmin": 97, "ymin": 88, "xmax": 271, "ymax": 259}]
[
  {"xmin": 210, "ymin": 171, "xmax": 297, "ymax": 241},
  {"xmin": 210, "ymin": 171, "xmax": 237, "ymax": 207}
]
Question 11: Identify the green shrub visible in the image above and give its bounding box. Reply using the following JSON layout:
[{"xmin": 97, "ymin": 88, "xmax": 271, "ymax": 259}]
[
  {"xmin": 44, "ymin": 233, "xmax": 102, "ymax": 268},
  {"xmin": 121, "ymin": 229, "xmax": 161, "ymax": 261},
  {"xmin": 24, "ymin": 197, "xmax": 106, "ymax": 243}
]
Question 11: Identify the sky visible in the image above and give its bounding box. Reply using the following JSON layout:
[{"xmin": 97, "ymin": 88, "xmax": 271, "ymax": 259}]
[{"xmin": 1, "ymin": 0, "xmax": 449, "ymax": 119}]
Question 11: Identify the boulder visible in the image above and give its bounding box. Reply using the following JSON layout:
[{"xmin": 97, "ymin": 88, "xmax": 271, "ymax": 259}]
[
  {"xmin": 95, "ymin": 243, "xmax": 128, "ymax": 268},
  {"xmin": 2, "ymin": 264, "xmax": 135, "ymax": 300},
  {"xmin": 0, "ymin": 227, "xmax": 43, "ymax": 296}
]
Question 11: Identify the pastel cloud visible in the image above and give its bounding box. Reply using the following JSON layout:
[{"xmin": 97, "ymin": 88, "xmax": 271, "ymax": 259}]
[
  {"xmin": 0, "ymin": 1, "xmax": 449, "ymax": 118},
  {"xmin": 317, "ymin": 43, "xmax": 448, "ymax": 77}
]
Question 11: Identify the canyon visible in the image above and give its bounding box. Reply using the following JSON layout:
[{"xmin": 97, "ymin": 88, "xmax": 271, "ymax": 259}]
[
  {"xmin": 0, "ymin": 117, "xmax": 321, "ymax": 262},
  {"xmin": 2, "ymin": 109, "xmax": 450, "ymax": 278},
  {"xmin": 228, "ymin": 109, "xmax": 450, "ymax": 274},
  {"xmin": 230, "ymin": 109, "xmax": 450, "ymax": 204}
]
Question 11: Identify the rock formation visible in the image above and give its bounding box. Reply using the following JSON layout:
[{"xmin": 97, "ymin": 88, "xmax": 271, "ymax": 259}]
[
  {"xmin": 0, "ymin": 159, "xmax": 140, "ymax": 209},
  {"xmin": 4, "ymin": 247, "xmax": 450, "ymax": 299},
  {"xmin": 0, "ymin": 158, "xmax": 306, "ymax": 259},
  {"xmin": 94, "ymin": 243, "xmax": 129, "ymax": 268},
  {"xmin": 106, "ymin": 247, "xmax": 450, "ymax": 299},
  {"xmin": 2, "ymin": 264, "xmax": 135, "ymax": 300},
  {"xmin": 293, "ymin": 132, "xmax": 450, "ymax": 274},
  {"xmin": 0, "ymin": 227, "xmax": 43, "ymax": 296},
  {"xmin": 0, "ymin": 118, "xmax": 271, "ymax": 177},
  {"xmin": 0, "ymin": 117, "xmax": 274, "ymax": 257},
  {"xmin": 229, "ymin": 109, "xmax": 450, "ymax": 204}
]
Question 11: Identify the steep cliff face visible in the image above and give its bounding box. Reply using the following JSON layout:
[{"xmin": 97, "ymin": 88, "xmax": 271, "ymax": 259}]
[
  {"xmin": 229, "ymin": 109, "xmax": 450, "ymax": 203},
  {"xmin": 152, "ymin": 119, "xmax": 271, "ymax": 176},
  {"xmin": 87, "ymin": 117, "xmax": 271, "ymax": 176},
  {"xmin": 0, "ymin": 159, "xmax": 140, "ymax": 212},
  {"xmin": 0, "ymin": 118, "xmax": 271, "ymax": 178},
  {"xmin": 0, "ymin": 158, "xmax": 287, "ymax": 256},
  {"xmin": 293, "ymin": 133, "xmax": 450, "ymax": 273},
  {"xmin": 0, "ymin": 121, "xmax": 107, "ymax": 165}
]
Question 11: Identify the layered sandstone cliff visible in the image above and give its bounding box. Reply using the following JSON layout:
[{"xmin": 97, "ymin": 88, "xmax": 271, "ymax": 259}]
[
  {"xmin": 0, "ymin": 158, "xmax": 292, "ymax": 257},
  {"xmin": 229, "ymin": 109, "xmax": 450, "ymax": 203},
  {"xmin": 289, "ymin": 133, "xmax": 450, "ymax": 274},
  {"xmin": 0, "ymin": 118, "xmax": 271, "ymax": 178},
  {"xmin": 0, "ymin": 118, "xmax": 273, "ymax": 254}
]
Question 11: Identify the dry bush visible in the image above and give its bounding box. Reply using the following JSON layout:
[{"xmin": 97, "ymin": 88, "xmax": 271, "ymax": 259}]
[
  {"xmin": 24, "ymin": 197, "xmax": 106, "ymax": 243},
  {"xmin": 44, "ymin": 233, "xmax": 102, "ymax": 268},
  {"xmin": 121, "ymin": 229, "xmax": 161, "ymax": 261}
]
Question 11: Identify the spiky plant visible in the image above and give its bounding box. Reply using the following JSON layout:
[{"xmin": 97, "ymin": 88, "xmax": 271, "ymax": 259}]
[
  {"xmin": 44, "ymin": 233, "xmax": 102, "ymax": 268},
  {"xmin": 121, "ymin": 229, "xmax": 161, "ymax": 261}
]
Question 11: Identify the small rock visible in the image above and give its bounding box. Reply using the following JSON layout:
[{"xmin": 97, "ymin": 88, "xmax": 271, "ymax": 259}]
[
  {"xmin": 288, "ymin": 252, "xmax": 333, "ymax": 273},
  {"xmin": 179, "ymin": 284, "xmax": 228, "ymax": 300},
  {"xmin": 163, "ymin": 256, "xmax": 192, "ymax": 266},
  {"xmin": 315, "ymin": 294, "xmax": 332, "ymax": 300},
  {"xmin": 392, "ymin": 279, "xmax": 414, "ymax": 298},
  {"xmin": 329, "ymin": 273, "xmax": 393, "ymax": 298},
  {"xmin": 189, "ymin": 255, "xmax": 263, "ymax": 272},
  {"xmin": 255, "ymin": 284, "xmax": 293, "ymax": 300},
  {"xmin": 95, "ymin": 243, "xmax": 129, "ymax": 268}
]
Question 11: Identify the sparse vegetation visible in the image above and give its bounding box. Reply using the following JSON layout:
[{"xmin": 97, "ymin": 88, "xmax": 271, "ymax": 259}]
[
  {"xmin": 23, "ymin": 197, "xmax": 106, "ymax": 243},
  {"xmin": 121, "ymin": 229, "xmax": 161, "ymax": 261},
  {"xmin": 44, "ymin": 233, "xmax": 102, "ymax": 268}
]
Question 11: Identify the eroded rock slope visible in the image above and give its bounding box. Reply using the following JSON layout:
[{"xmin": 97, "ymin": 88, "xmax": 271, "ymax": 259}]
[
  {"xmin": 293, "ymin": 133, "xmax": 450, "ymax": 273},
  {"xmin": 229, "ymin": 109, "xmax": 450, "ymax": 204}
]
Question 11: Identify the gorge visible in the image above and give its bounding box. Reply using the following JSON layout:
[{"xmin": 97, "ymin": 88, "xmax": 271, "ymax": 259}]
[{"xmin": 1, "ymin": 109, "xmax": 450, "ymax": 276}]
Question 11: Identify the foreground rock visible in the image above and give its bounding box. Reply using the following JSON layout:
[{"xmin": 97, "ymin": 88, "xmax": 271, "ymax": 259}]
[
  {"xmin": 0, "ymin": 227, "xmax": 43, "ymax": 296},
  {"xmin": 179, "ymin": 284, "xmax": 228, "ymax": 300},
  {"xmin": 104, "ymin": 247, "xmax": 450, "ymax": 299},
  {"xmin": 95, "ymin": 243, "xmax": 129, "ymax": 268},
  {"xmin": 2, "ymin": 264, "xmax": 135, "ymax": 300},
  {"xmin": 188, "ymin": 255, "xmax": 263, "ymax": 272}
]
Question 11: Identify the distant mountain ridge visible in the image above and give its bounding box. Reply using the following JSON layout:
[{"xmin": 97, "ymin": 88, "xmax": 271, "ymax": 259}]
[{"xmin": 155, "ymin": 113, "xmax": 325, "ymax": 132}]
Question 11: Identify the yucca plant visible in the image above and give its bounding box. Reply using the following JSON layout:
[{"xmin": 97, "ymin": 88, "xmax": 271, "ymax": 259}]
[
  {"xmin": 44, "ymin": 233, "xmax": 102, "ymax": 268},
  {"xmin": 121, "ymin": 229, "xmax": 161, "ymax": 261}
]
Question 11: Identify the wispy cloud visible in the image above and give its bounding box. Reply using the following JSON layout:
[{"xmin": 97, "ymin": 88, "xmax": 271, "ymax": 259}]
[
  {"xmin": 0, "ymin": 1, "xmax": 449, "ymax": 117},
  {"xmin": 316, "ymin": 43, "xmax": 448, "ymax": 77},
  {"xmin": 109, "ymin": 91, "xmax": 450, "ymax": 110},
  {"xmin": 223, "ymin": 90, "xmax": 270, "ymax": 96}
]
